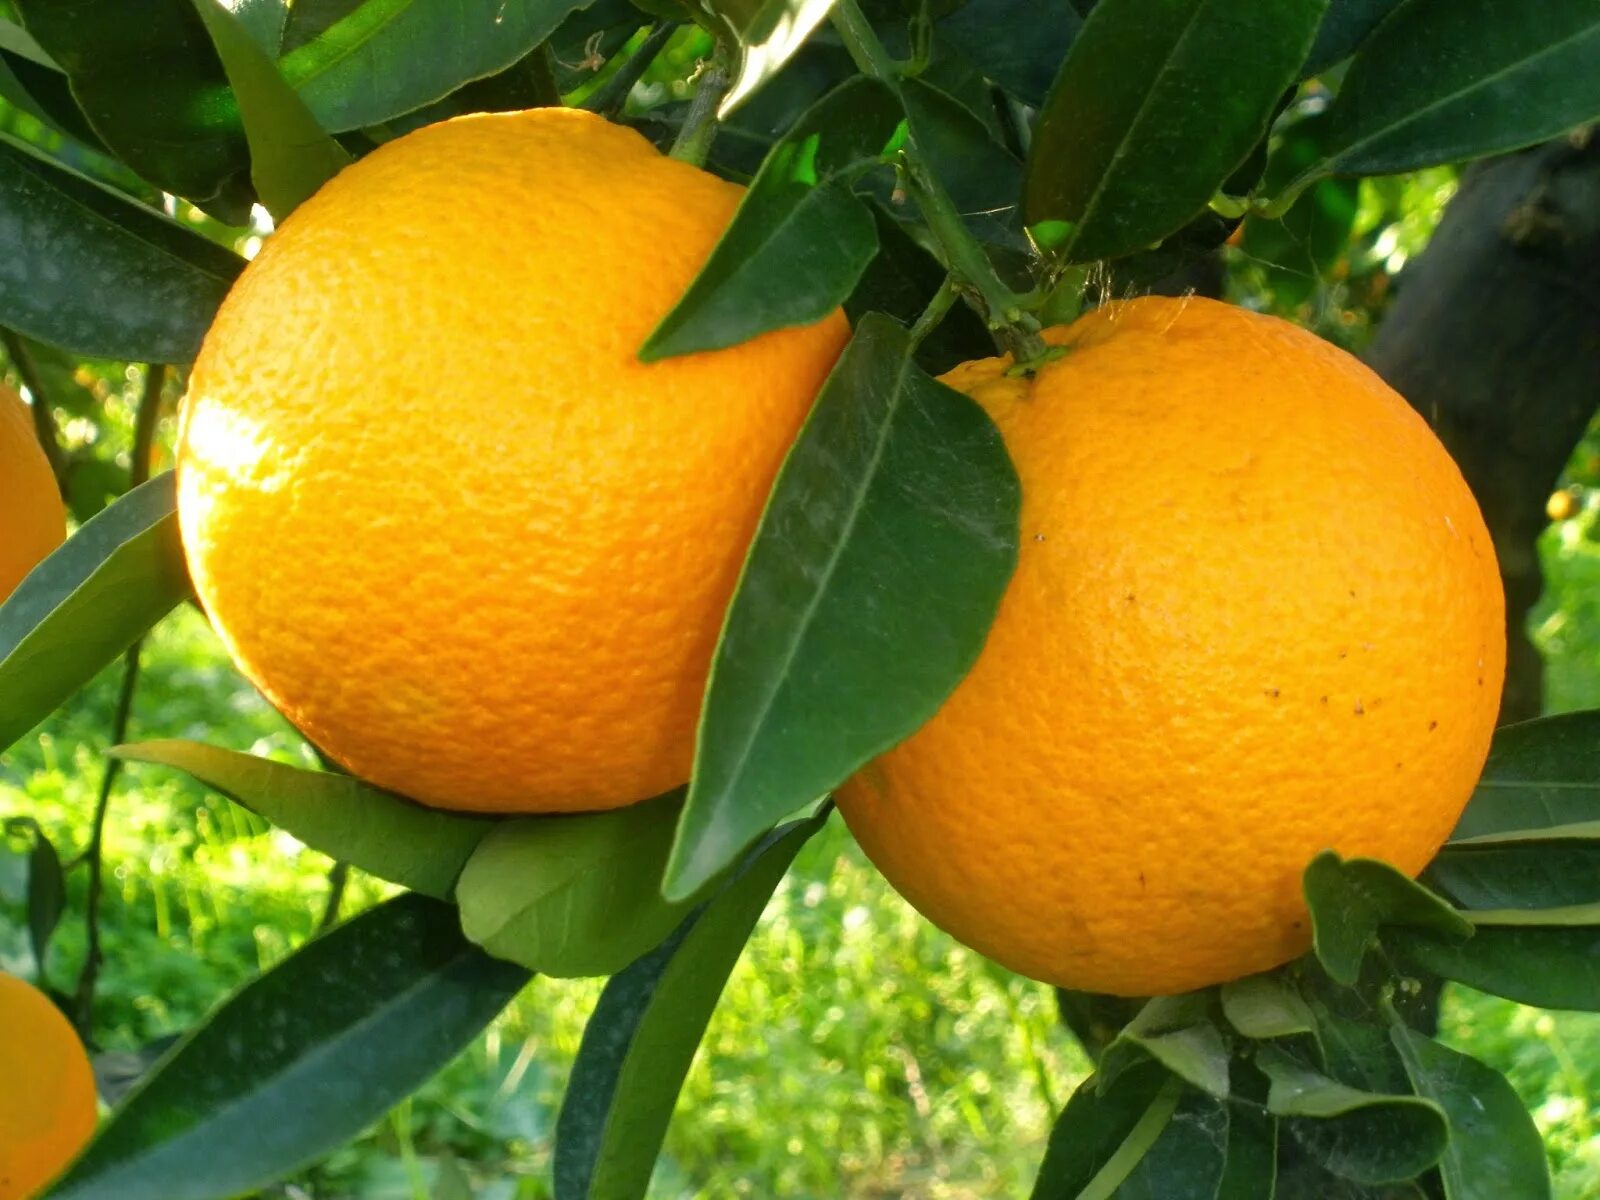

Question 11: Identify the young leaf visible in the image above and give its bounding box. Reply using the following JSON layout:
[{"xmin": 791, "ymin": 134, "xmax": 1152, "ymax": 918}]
[
  {"xmin": 553, "ymin": 812, "xmax": 825, "ymax": 1200},
  {"xmin": 1112, "ymin": 1087, "xmax": 1228, "ymax": 1200},
  {"xmin": 1389, "ymin": 1024, "xmax": 1551, "ymax": 1200},
  {"xmin": 1392, "ymin": 926, "xmax": 1600, "ymax": 1012},
  {"xmin": 1301, "ymin": 0, "xmax": 1402, "ymax": 75},
  {"xmin": 664, "ymin": 313, "xmax": 1020, "ymax": 900},
  {"xmin": 642, "ymin": 76, "xmax": 902, "ymax": 360},
  {"xmin": 1220, "ymin": 973, "xmax": 1317, "ymax": 1041},
  {"xmin": 1256, "ymin": 1045, "xmax": 1448, "ymax": 1185},
  {"xmin": 457, "ymin": 793, "xmax": 695, "ymax": 977},
  {"xmin": 1302, "ymin": 851, "xmax": 1472, "ymax": 985},
  {"xmin": 1100, "ymin": 994, "xmax": 1231, "ymax": 1099},
  {"xmin": 703, "ymin": 0, "xmax": 839, "ymax": 116},
  {"xmin": 0, "ymin": 475, "xmax": 188, "ymax": 755},
  {"xmin": 1023, "ymin": 0, "xmax": 1326, "ymax": 262},
  {"xmin": 0, "ymin": 137, "xmax": 241, "ymax": 361},
  {"xmin": 113, "ymin": 740, "xmax": 493, "ymax": 900},
  {"xmin": 1029, "ymin": 1061, "xmax": 1178, "ymax": 1199},
  {"xmin": 190, "ymin": 0, "xmax": 349, "ymax": 220},
  {"xmin": 1271, "ymin": 0, "xmax": 1600, "ymax": 199},
  {"xmin": 937, "ymin": 0, "xmax": 1082, "ymax": 108},
  {"xmin": 1450, "ymin": 709, "xmax": 1600, "ymax": 840},
  {"xmin": 49, "ymin": 894, "xmax": 530, "ymax": 1200}
]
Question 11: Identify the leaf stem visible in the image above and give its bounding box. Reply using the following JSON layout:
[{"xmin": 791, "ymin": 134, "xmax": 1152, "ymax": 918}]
[
  {"xmin": 1, "ymin": 327, "xmax": 67, "ymax": 493},
  {"xmin": 582, "ymin": 23, "xmax": 677, "ymax": 118},
  {"xmin": 907, "ymin": 275, "xmax": 958, "ymax": 346},
  {"xmin": 670, "ymin": 48, "xmax": 730, "ymax": 167}
]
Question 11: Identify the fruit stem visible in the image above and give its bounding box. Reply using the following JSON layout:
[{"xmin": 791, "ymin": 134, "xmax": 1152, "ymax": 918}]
[{"xmin": 670, "ymin": 48, "xmax": 730, "ymax": 167}]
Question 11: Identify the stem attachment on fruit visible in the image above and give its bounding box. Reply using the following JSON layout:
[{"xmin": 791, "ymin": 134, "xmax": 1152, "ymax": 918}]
[{"xmin": 670, "ymin": 48, "xmax": 731, "ymax": 167}]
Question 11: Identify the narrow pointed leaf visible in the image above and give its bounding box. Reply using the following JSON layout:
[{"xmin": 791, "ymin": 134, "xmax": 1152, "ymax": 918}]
[
  {"xmin": 48, "ymin": 894, "xmax": 530, "ymax": 1200},
  {"xmin": 1221, "ymin": 973, "xmax": 1317, "ymax": 1041},
  {"xmin": 1464, "ymin": 902, "xmax": 1600, "ymax": 927},
  {"xmin": 457, "ymin": 793, "xmax": 695, "ymax": 977},
  {"xmin": 113, "ymin": 740, "xmax": 492, "ymax": 900},
  {"xmin": 1302, "ymin": 851, "xmax": 1472, "ymax": 985},
  {"xmin": 1389, "ymin": 1025, "xmax": 1551, "ymax": 1200},
  {"xmin": 1427, "ymin": 838, "xmax": 1600, "ymax": 911},
  {"xmin": 1029, "ymin": 1062, "xmax": 1177, "ymax": 1200},
  {"xmin": 704, "ymin": 0, "xmax": 838, "ymax": 116},
  {"xmin": 1100, "ymin": 994, "xmax": 1231, "ymax": 1098},
  {"xmin": 191, "ymin": 0, "xmax": 348, "ymax": 220},
  {"xmin": 0, "ymin": 137, "xmax": 241, "ymax": 360},
  {"xmin": 1023, "ymin": 0, "xmax": 1326, "ymax": 262},
  {"xmin": 1450, "ymin": 710, "xmax": 1600, "ymax": 840},
  {"xmin": 1391, "ymin": 925, "xmax": 1600, "ymax": 1011},
  {"xmin": 1302, "ymin": 0, "xmax": 1402, "ymax": 75},
  {"xmin": 937, "ymin": 0, "xmax": 1082, "ymax": 108},
  {"xmin": 642, "ymin": 76, "xmax": 901, "ymax": 360},
  {"xmin": 1113, "ymin": 1088, "xmax": 1228, "ymax": 1200},
  {"xmin": 0, "ymin": 475, "xmax": 188, "ymax": 755},
  {"xmin": 0, "ymin": 16, "xmax": 54, "ymax": 67},
  {"xmin": 554, "ymin": 812, "xmax": 824, "ymax": 1200},
  {"xmin": 665, "ymin": 312, "xmax": 1020, "ymax": 900}
]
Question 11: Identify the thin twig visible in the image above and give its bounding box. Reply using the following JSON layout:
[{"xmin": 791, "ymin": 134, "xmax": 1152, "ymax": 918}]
[
  {"xmin": 0, "ymin": 327, "xmax": 68, "ymax": 493},
  {"xmin": 318, "ymin": 861, "xmax": 351, "ymax": 932},
  {"xmin": 669, "ymin": 50, "xmax": 731, "ymax": 167},
  {"xmin": 582, "ymin": 23, "xmax": 677, "ymax": 118}
]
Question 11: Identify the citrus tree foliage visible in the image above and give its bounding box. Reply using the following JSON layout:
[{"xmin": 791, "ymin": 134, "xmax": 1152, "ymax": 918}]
[{"xmin": 1, "ymin": 0, "xmax": 1599, "ymax": 1196}]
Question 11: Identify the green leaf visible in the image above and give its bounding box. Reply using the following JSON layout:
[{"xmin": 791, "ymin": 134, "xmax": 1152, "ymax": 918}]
[
  {"xmin": 1023, "ymin": 0, "xmax": 1325, "ymax": 262},
  {"xmin": 1029, "ymin": 1062, "xmax": 1178, "ymax": 1200},
  {"xmin": 1427, "ymin": 836, "xmax": 1600, "ymax": 912},
  {"xmin": 1256, "ymin": 1046, "xmax": 1448, "ymax": 1185},
  {"xmin": 1389, "ymin": 1024, "xmax": 1551, "ymax": 1200},
  {"xmin": 1302, "ymin": 0, "xmax": 1401, "ymax": 75},
  {"xmin": 1450, "ymin": 710, "xmax": 1600, "ymax": 840},
  {"xmin": 1463, "ymin": 903, "xmax": 1600, "ymax": 927},
  {"xmin": 1220, "ymin": 973, "xmax": 1317, "ymax": 1041},
  {"xmin": 190, "ymin": 0, "xmax": 348, "ymax": 220},
  {"xmin": 553, "ymin": 812, "xmax": 824, "ymax": 1200},
  {"xmin": 12, "ymin": 0, "xmax": 253, "ymax": 212},
  {"xmin": 457, "ymin": 793, "xmax": 696, "ymax": 977},
  {"xmin": 1113, "ymin": 1087, "xmax": 1228, "ymax": 1200},
  {"xmin": 702, "ymin": 0, "xmax": 838, "ymax": 116},
  {"xmin": 49, "ymin": 894, "xmax": 529, "ymax": 1200},
  {"xmin": 279, "ymin": 0, "xmax": 593, "ymax": 133},
  {"xmin": 664, "ymin": 312, "xmax": 1020, "ymax": 900},
  {"xmin": 1273, "ymin": 0, "xmax": 1600, "ymax": 198},
  {"xmin": 0, "ymin": 48, "xmax": 104, "ymax": 147},
  {"xmin": 0, "ymin": 137, "xmax": 241, "ymax": 360},
  {"xmin": 1216, "ymin": 1088, "xmax": 1278, "ymax": 1199},
  {"xmin": 0, "ymin": 14, "xmax": 54, "ymax": 66},
  {"xmin": 1390, "ymin": 926, "xmax": 1600, "ymax": 1012},
  {"xmin": 642, "ymin": 76, "xmax": 901, "ymax": 360},
  {"xmin": 0, "ymin": 474, "xmax": 188, "ymax": 756},
  {"xmin": 1302, "ymin": 851, "xmax": 1472, "ymax": 986},
  {"xmin": 1239, "ymin": 115, "xmax": 1359, "ymax": 307},
  {"xmin": 937, "ymin": 0, "xmax": 1082, "ymax": 108},
  {"xmin": 112, "ymin": 740, "xmax": 493, "ymax": 900},
  {"xmin": 3, "ymin": 817, "xmax": 65, "ymax": 974},
  {"xmin": 1101, "ymin": 994, "xmax": 1231, "ymax": 1099},
  {"xmin": 902, "ymin": 75, "xmax": 1024, "ymax": 250}
]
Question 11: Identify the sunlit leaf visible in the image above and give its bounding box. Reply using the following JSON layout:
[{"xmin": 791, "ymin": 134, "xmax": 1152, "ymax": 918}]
[{"xmin": 704, "ymin": 0, "xmax": 838, "ymax": 116}]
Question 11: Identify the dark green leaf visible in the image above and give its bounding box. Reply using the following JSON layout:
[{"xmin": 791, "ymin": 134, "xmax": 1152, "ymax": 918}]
[
  {"xmin": 703, "ymin": 0, "xmax": 838, "ymax": 115},
  {"xmin": 1302, "ymin": 0, "xmax": 1401, "ymax": 75},
  {"xmin": 1114, "ymin": 1087, "xmax": 1228, "ymax": 1200},
  {"xmin": 1451, "ymin": 710, "xmax": 1600, "ymax": 840},
  {"xmin": 642, "ymin": 76, "xmax": 901, "ymax": 360},
  {"xmin": 12, "ymin": 0, "xmax": 252, "ymax": 211},
  {"xmin": 1030, "ymin": 1062, "xmax": 1178, "ymax": 1199},
  {"xmin": 1257, "ymin": 1046, "xmax": 1448, "ymax": 1185},
  {"xmin": 1427, "ymin": 836, "xmax": 1600, "ymax": 912},
  {"xmin": 50, "ymin": 894, "xmax": 529, "ymax": 1200},
  {"xmin": 1302, "ymin": 851, "xmax": 1472, "ymax": 985},
  {"xmin": 458, "ymin": 793, "xmax": 695, "ymax": 977},
  {"xmin": 4, "ymin": 817, "xmax": 66, "ymax": 973},
  {"xmin": 190, "ymin": 0, "xmax": 349, "ymax": 220},
  {"xmin": 1216, "ymin": 1087, "xmax": 1277, "ymax": 1199},
  {"xmin": 1101, "ymin": 994, "xmax": 1231, "ymax": 1098},
  {"xmin": 1389, "ymin": 1024, "xmax": 1550, "ymax": 1200},
  {"xmin": 228, "ymin": 0, "xmax": 291, "ymax": 49},
  {"xmin": 1391, "ymin": 926, "xmax": 1600, "ymax": 1011},
  {"xmin": 112, "ymin": 740, "xmax": 493, "ymax": 900},
  {"xmin": 937, "ymin": 0, "xmax": 1081, "ymax": 107},
  {"xmin": 903, "ymin": 75, "xmax": 1024, "ymax": 249},
  {"xmin": 1220, "ymin": 973, "xmax": 1317, "ymax": 1041},
  {"xmin": 1273, "ymin": 0, "xmax": 1600, "ymax": 196},
  {"xmin": 0, "ymin": 475, "xmax": 188, "ymax": 755},
  {"xmin": 1024, "ymin": 0, "xmax": 1325, "ymax": 262},
  {"xmin": 0, "ymin": 48, "xmax": 102, "ymax": 147},
  {"xmin": 664, "ymin": 312, "xmax": 1020, "ymax": 900},
  {"xmin": 553, "ymin": 812, "xmax": 824, "ymax": 1200},
  {"xmin": 0, "ymin": 137, "xmax": 241, "ymax": 360}
]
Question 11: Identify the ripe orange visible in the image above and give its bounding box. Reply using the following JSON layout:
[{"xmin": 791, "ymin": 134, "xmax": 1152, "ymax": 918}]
[
  {"xmin": 837, "ymin": 296, "xmax": 1504, "ymax": 997},
  {"xmin": 178, "ymin": 108, "xmax": 848, "ymax": 814},
  {"xmin": 0, "ymin": 385, "xmax": 65, "ymax": 603},
  {"xmin": 0, "ymin": 972, "xmax": 97, "ymax": 1199}
]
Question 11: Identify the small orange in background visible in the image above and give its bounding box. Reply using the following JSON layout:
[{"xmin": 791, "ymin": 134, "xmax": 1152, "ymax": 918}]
[
  {"xmin": 0, "ymin": 972, "xmax": 97, "ymax": 1199},
  {"xmin": 838, "ymin": 295, "xmax": 1505, "ymax": 998},
  {"xmin": 0, "ymin": 385, "xmax": 66, "ymax": 604}
]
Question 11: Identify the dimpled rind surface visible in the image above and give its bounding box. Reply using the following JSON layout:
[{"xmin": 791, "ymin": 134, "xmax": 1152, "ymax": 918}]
[
  {"xmin": 178, "ymin": 108, "xmax": 850, "ymax": 814},
  {"xmin": 836, "ymin": 295, "xmax": 1505, "ymax": 997},
  {"xmin": 0, "ymin": 385, "xmax": 65, "ymax": 603},
  {"xmin": 0, "ymin": 972, "xmax": 97, "ymax": 1199}
]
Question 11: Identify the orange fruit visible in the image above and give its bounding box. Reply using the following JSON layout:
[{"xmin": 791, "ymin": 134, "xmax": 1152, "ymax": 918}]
[
  {"xmin": 837, "ymin": 296, "xmax": 1504, "ymax": 997},
  {"xmin": 0, "ymin": 385, "xmax": 65, "ymax": 603},
  {"xmin": 177, "ymin": 108, "xmax": 848, "ymax": 814},
  {"xmin": 0, "ymin": 972, "xmax": 96, "ymax": 1199}
]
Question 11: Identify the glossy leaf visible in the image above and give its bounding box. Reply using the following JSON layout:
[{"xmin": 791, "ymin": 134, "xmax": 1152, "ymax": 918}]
[
  {"xmin": 1100, "ymin": 994, "xmax": 1231, "ymax": 1098},
  {"xmin": 1257, "ymin": 1046, "xmax": 1448, "ymax": 1185},
  {"xmin": 1273, "ymin": 0, "xmax": 1600, "ymax": 198},
  {"xmin": 12, "ymin": 0, "xmax": 252, "ymax": 211},
  {"xmin": 1302, "ymin": 0, "xmax": 1401, "ymax": 75},
  {"xmin": 937, "ymin": 0, "xmax": 1081, "ymax": 108},
  {"xmin": 665, "ymin": 313, "xmax": 1020, "ymax": 900},
  {"xmin": 642, "ymin": 77, "xmax": 902, "ymax": 360},
  {"xmin": 1391, "ymin": 926, "xmax": 1600, "ymax": 1011},
  {"xmin": 1389, "ymin": 1024, "xmax": 1551, "ymax": 1200},
  {"xmin": 1113, "ymin": 1087, "xmax": 1228, "ymax": 1200},
  {"xmin": 0, "ymin": 137, "xmax": 241, "ymax": 360},
  {"xmin": 1023, "ymin": 0, "xmax": 1325, "ymax": 262},
  {"xmin": 1302, "ymin": 851, "xmax": 1472, "ymax": 985},
  {"xmin": 902, "ymin": 75, "xmax": 1024, "ymax": 250},
  {"xmin": 458, "ymin": 794, "xmax": 694, "ymax": 977},
  {"xmin": 1427, "ymin": 836, "xmax": 1600, "ymax": 912},
  {"xmin": 1450, "ymin": 710, "xmax": 1600, "ymax": 840},
  {"xmin": 1220, "ymin": 973, "xmax": 1317, "ymax": 1041},
  {"xmin": 49, "ymin": 894, "xmax": 529, "ymax": 1200},
  {"xmin": 553, "ymin": 813, "xmax": 824, "ymax": 1200},
  {"xmin": 113, "ymin": 740, "xmax": 493, "ymax": 900},
  {"xmin": 191, "ymin": 0, "xmax": 348, "ymax": 219},
  {"xmin": 1029, "ymin": 1062, "xmax": 1177, "ymax": 1200},
  {"xmin": 0, "ymin": 475, "xmax": 188, "ymax": 755},
  {"xmin": 705, "ymin": 0, "xmax": 838, "ymax": 116}
]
